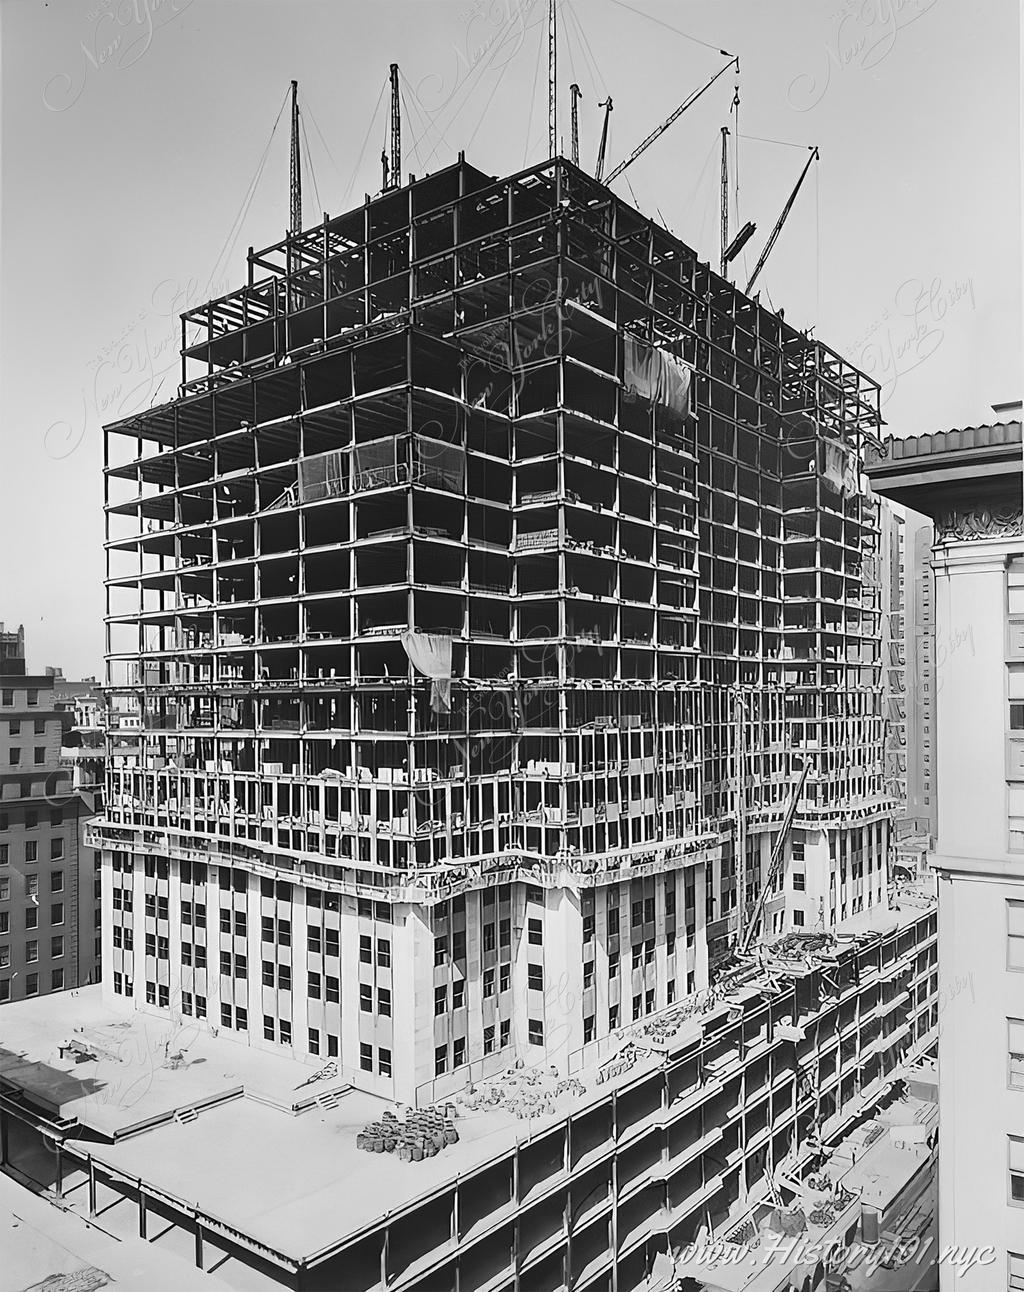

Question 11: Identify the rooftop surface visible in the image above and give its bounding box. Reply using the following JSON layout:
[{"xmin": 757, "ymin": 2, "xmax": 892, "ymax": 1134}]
[
  {"xmin": 0, "ymin": 987, "xmax": 352, "ymax": 1137},
  {"xmin": 0, "ymin": 1169, "xmax": 212, "ymax": 1292},
  {"xmin": 0, "ymin": 893, "xmax": 934, "ymax": 1261}
]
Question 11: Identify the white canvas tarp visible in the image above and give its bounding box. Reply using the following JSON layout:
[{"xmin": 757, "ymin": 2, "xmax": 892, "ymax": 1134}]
[
  {"xmin": 401, "ymin": 631, "xmax": 453, "ymax": 715},
  {"xmin": 623, "ymin": 336, "xmax": 692, "ymax": 418}
]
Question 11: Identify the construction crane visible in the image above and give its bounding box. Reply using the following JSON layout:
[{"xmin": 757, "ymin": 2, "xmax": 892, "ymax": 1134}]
[
  {"xmin": 388, "ymin": 63, "xmax": 401, "ymax": 189},
  {"xmin": 595, "ymin": 96, "xmax": 613, "ymax": 182},
  {"xmin": 738, "ymin": 757, "xmax": 812, "ymax": 956},
  {"xmin": 605, "ymin": 55, "xmax": 737, "ymax": 186},
  {"xmin": 548, "ymin": 0, "xmax": 557, "ymax": 157},
  {"xmin": 569, "ymin": 83, "xmax": 582, "ymax": 167},
  {"xmin": 745, "ymin": 146, "xmax": 819, "ymax": 295},
  {"xmin": 289, "ymin": 79, "xmax": 301, "ymax": 233}
]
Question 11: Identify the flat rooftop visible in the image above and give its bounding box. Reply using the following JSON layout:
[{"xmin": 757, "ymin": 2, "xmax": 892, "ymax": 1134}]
[
  {"xmin": 0, "ymin": 987, "xmax": 352, "ymax": 1138},
  {"xmin": 0, "ymin": 1169, "xmax": 212, "ymax": 1292},
  {"xmin": 0, "ymin": 894, "xmax": 934, "ymax": 1262}
]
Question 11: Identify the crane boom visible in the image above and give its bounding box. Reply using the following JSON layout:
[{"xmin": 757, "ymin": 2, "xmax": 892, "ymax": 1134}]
[
  {"xmin": 595, "ymin": 96, "xmax": 613, "ymax": 182},
  {"xmin": 720, "ymin": 126, "xmax": 729, "ymax": 276},
  {"xmin": 739, "ymin": 758, "xmax": 812, "ymax": 956},
  {"xmin": 289, "ymin": 80, "xmax": 301, "ymax": 234},
  {"xmin": 570, "ymin": 83, "xmax": 582, "ymax": 167},
  {"xmin": 389, "ymin": 63, "xmax": 401, "ymax": 189},
  {"xmin": 605, "ymin": 55, "xmax": 737, "ymax": 185},
  {"xmin": 745, "ymin": 146, "xmax": 818, "ymax": 296}
]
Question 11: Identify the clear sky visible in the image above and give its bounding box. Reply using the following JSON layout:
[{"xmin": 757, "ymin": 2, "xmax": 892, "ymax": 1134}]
[{"xmin": 0, "ymin": 0, "xmax": 1019, "ymax": 678}]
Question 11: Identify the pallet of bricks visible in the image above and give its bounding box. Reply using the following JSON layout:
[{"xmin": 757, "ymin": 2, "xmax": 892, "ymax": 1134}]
[{"xmin": 356, "ymin": 1105, "xmax": 460, "ymax": 1162}]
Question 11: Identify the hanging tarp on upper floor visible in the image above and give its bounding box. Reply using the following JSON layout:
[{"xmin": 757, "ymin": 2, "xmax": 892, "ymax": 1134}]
[
  {"xmin": 401, "ymin": 631, "xmax": 453, "ymax": 715},
  {"xmin": 623, "ymin": 335, "xmax": 691, "ymax": 419},
  {"xmin": 821, "ymin": 439, "xmax": 859, "ymax": 497}
]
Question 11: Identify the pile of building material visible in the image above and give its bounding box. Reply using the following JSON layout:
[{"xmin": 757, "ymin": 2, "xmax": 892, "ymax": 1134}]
[{"xmin": 356, "ymin": 1106, "xmax": 459, "ymax": 1161}]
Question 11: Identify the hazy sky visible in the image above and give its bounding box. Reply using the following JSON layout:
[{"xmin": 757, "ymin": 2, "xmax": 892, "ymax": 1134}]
[{"xmin": 1, "ymin": 0, "xmax": 1019, "ymax": 678}]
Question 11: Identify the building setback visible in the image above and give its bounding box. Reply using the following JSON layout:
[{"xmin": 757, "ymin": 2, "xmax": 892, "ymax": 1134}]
[{"xmin": 0, "ymin": 625, "xmax": 101, "ymax": 1001}]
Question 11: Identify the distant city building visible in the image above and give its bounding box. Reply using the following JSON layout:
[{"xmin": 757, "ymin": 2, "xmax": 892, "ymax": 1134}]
[
  {"xmin": 0, "ymin": 626, "xmax": 102, "ymax": 1001},
  {"xmin": 868, "ymin": 412, "xmax": 1024, "ymax": 1291},
  {"xmin": 903, "ymin": 511, "xmax": 936, "ymax": 844},
  {"xmin": 877, "ymin": 497, "xmax": 907, "ymax": 822}
]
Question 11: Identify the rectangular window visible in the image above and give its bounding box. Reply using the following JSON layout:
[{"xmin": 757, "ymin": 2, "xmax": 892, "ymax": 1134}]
[
  {"xmin": 793, "ymin": 910, "xmax": 806, "ymax": 926},
  {"xmin": 499, "ymin": 964, "xmax": 510, "ymax": 993},
  {"xmin": 483, "ymin": 1023, "xmax": 496, "ymax": 1054},
  {"xmin": 453, "ymin": 1037, "xmax": 465, "ymax": 1068},
  {"xmin": 25, "ymin": 907, "xmax": 37, "ymax": 930},
  {"xmin": 583, "ymin": 961, "xmax": 594, "ymax": 990},
  {"xmin": 25, "ymin": 940, "xmax": 38, "ymax": 963},
  {"xmin": 378, "ymin": 987, "xmax": 391, "ymax": 1017},
  {"xmin": 435, "ymin": 1045, "xmax": 447, "ymax": 1076},
  {"xmin": 527, "ymin": 918, "xmax": 542, "ymax": 945},
  {"xmin": 309, "ymin": 1028, "xmax": 320, "ymax": 1056},
  {"xmin": 324, "ymin": 927, "xmax": 339, "ymax": 957},
  {"xmin": 433, "ymin": 934, "xmax": 447, "ymax": 966},
  {"xmin": 359, "ymin": 934, "xmax": 371, "ymax": 963},
  {"xmin": 435, "ymin": 984, "xmax": 447, "ymax": 1015},
  {"xmin": 50, "ymin": 935, "xmax": 64, "ymax": 958},
  {"xmin": 360, "ymin": 1043, "xmax": 373, "ymax": 1072},
  {"xmin": 27, "ymin": 689, "xmax": 37, "ymax": 706},
  {"xmin": 51, "ymin": 903, "xmax": 64, "ymax": 926},
  {"xmin": 264, "ymin": 1016, "xmax": 275, "ymax": 1041},
  {"xmin": 376, "ymin": 938, "xmax": 390, "ymax": 968},
  {"xmin": 278, "ymin": 965, "xmax": 291, "ymax": 991},
  {"xmin": 528, "ymin": 963, "xmax": 544, "ymax": 991},
  {"xmin": 25, "ymin": 841, "xmax": 36, "ymax": 864},
  {"xmin": 360, "ymin": 984, "xmax": 372, "ymax": 1012},
  {"xmin": 633, "ymin": 994, "xmax": 642, "ymax": 1020},
  {"xmin": 1012, "ymin": 1019, "xmax": 1024, "ymax": 1091},
  {"xmin": 262, "ymin": 961, "xmax": 274, "ymax": 986},
  {"xmin": 279, "ymin": 1020, "xmax": 291, "ymax": 1045},
  {"xmin": 50, "ymin": 968, "xmax": 64, "ymax": 991},
  {"xmin": 483, "ymin": 967, "xmax": 495, "ymax": 998},
  {"xmin": 50, "ymin": 870, "xmax": 63, "ymax": 892},
  {"xmin": 325, "ymin": 975, "xmax": 339, "ymax": 1003},
  {"xmin": 235, "ymin": 1007, "xmax": 247, "ymax": 1031},
  {"xmin": 528, "ymin": 1018, "xmax": 544, "ymax": 1045},
  {"xmin": 308, "ymin": 970, "xmax": 321, "ymax": 999},
  {"xmin": 793, "ymin": 871, "xmax": 806, "ymax": 892},
  {"xmin": 1011, "ymin": 902, "xmax": 1024, "ymax": 970},
  {"xmin": 483, "ymin": 923, "xmax": 495, "ymax": 952},
  {"xmin": 195, "ymin": 995, "xmax": 206, "ymax": 1019},
  {"xmin": 0, "ymin": 846, "xmax": 7, "ymax": 866},
  {"xmin": 26, "ymin": 972, "xmax": 38, "ymax": 996},
  {"xmin": 500, "ymin": 1019, "xmax": 510, "ymax": 1047},
  {"xmin": 34, "ymin": 719, "xmax": 45, "ymax": 735},
  {"xmin": 34, "ymin": 749, "xmax": 44, "ymax": 765},
  {"xmin": 1011, "ymin": 1136, "xmax": 1024, "ymax": 1204},
  {"xmin": 327, "ymin": 1034, "xmax": 338, "ymax": 1058},
  {"xmin": 452, "ymin": 979, "xmax": 465, "ymax": 1009},
  {"xmin": 221, "ymin": 1003, "xmax": 233, "ymax": 1028},
  {"xmin": 378, "ymin": 1048, "xmax": 392, "ymax": 1077},
  {"xmin": 584, "ymin": 1015, "xmax": 595, "ymax": 1042},
  {"xmin": 1009, "ymin": 1252, "xmax": 1024, "ymax": 1291},
  {"xmin": 8, "ymin": 748, "xmax": 18, "ymax": 766}
]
